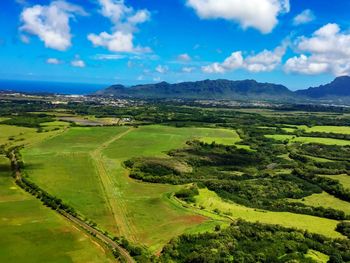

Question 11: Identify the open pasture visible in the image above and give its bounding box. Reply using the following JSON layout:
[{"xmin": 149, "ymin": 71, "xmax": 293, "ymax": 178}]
[
  {"xmin": 0, "ymin": 124, "xmax": 63, "ymax": 150},
  {"xmin": 265, "ymin": 134, "xmax": 350, "ymax": 146},
  {"xmin": 194, "ymin": 188, "xmax": 343, "ymax": 239},
  {"xmin": 304, "ymin": 126, "xmax": 350, "ymax": 135},
  {"xmin": 0, "ymin": 156, "xmax": 114, "ymax": 263}
]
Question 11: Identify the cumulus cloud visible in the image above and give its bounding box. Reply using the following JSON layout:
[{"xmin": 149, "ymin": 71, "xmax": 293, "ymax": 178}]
[
  {"xmin": 88, "ymin": 0, "xmax": 151, "ymax": 53},
  {"xmin": 71, "ymin": 58, "xmax": 85, "ymax": 67},
  {"xmin": 19, "ymin": 1, "xmax": 87, "ymax": 51},
  {"xmin": 177, "ymin": 53, "xmax": 192, "ymax": 62},
  {"xmin": 186, "ymin": 0, "xmax": 290, "ymax": 33},
  {"xmin": 155, "ymin": 65, "xmax": 169, "ymax": 74},
  {"xmin": 293, "ymin": 9, "xmax": 315, "ymax": 25},
  {"xmin": 46, "ymin": 58, "xmax": 61, "ymax": 64},
  {"xmin": 284, "ymin": 23, "xmax": 350, "ymax": 76},
  {"xmin": 202, "ymin": 45, "xmax": 286, "ymax": 73}
]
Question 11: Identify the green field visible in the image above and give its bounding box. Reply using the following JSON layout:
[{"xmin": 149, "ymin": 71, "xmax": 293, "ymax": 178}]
[
  {"xmin": 306, "ymin": 250, "xmax": 329, "ymax": 263},
  {"xmin": 304, "ymin": 126, "xmax": 350, "ymax": 135},
  {"xmin": 23, "ymin": 125, "xmax": 243, "ymax": 252},
  {"xmin": 280, "ymin": 125, "xmax": 350, "ymax": 135},
  {"xmin": 0, "ymin": 156, "xmax": 114, "ymax": 263},
  {"xmin": 266, "ymin": 134, "xmax": 350, "ymax": 146},
  {"xmin": 194, "ymin": 189, "xmax": 343, "ymax": 238},
  {"xmin": 290, "ymin": 192, "xmax": 350, "ymax": 215},
  {"xmin": 320, "ymin": 174, "xmax": 350, "ymax": 190},
  {"xmin": 0, "ymin": 124, "xmax": 63, "ymax": 150}
]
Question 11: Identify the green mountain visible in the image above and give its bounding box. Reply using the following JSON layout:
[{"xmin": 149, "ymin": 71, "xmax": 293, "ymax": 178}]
[
  {"xmin": 296, "ymin": 76, "xmax": 350, "ymax": 98},
  {"xmin": 96, "ymin": 79, "xmax": 294, "ymax": 100}
]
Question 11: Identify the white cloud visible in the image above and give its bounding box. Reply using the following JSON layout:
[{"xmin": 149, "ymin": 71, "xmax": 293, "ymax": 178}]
[
  {"xmin": 177, "ymin": 53, "xmax": 192, "ymax": 62},
  {"xmin": 46, "ymin": 58, "xmax": 61, "ymax": 64},
  {"xmin": 244, "ymin": 46, "xmax": 286, "ymax": 72},
  {"xmin": 156, "ymin": 65, "xmax": 169, "ymax": 74},
  {"xmin": 88, "ymin": 0, "xmax": 151, "ymax": 53},
  {"xmin": 284, "ymin": 23, "xmax": 350, "ymax": 76},
  {"xmin": 182, "ymin": 67, "xmax": 196, "ymax": 73},
  {"xmin": 71, "ymin": 59, "xmax": 85, "ymax": 68},
  {"xmin": 284, "ymin": 55, "xmax": 329, "ymax": 75},
  {"xmin": 153, "ymin": 77, "xmax": 162, "ymax": 82},
  {"xmin": 293, "ymin": 9, "xmax": 315, "ymax": 26},
  {"xmin": 203, "ymin": 45, "xmax": 286, "ymax": 73},
  {"xmin": 186, "ymin": 0, "xmax": 290, "ymax": 33},
  {"xmin": 20, "ymin": 1, "xmax": 86, "ymax": 51}
]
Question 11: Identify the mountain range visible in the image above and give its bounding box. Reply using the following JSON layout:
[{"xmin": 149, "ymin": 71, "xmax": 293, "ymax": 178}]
[{"xmin": 96, "ymin": 76, "xmax": 350, "ymax": 103}]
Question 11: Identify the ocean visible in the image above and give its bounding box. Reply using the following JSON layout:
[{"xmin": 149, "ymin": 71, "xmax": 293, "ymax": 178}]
[{"xmin": 0, "ymin": 79, "xmax": 107, "ymax": 95}]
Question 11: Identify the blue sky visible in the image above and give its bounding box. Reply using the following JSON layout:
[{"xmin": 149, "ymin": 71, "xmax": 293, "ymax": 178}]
[{"xmin": 1, "ymin": 0, "xmax": 350, "ymax": 90}]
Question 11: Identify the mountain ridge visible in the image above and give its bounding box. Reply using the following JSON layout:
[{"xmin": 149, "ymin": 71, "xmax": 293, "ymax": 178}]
[
  {"xmin": 96, "ymin": 76, "xmax": 350, "ymax": 103},
  {"xmin": 96, "ymin": 79, "xmax": 295, "ymax": 100}
]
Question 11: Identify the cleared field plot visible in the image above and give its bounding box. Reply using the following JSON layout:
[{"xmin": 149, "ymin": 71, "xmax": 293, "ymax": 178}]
[
  {"xmin": 197, "ymin": 128, "xmax": 241, "ymax": 145},
  {"xmin": 25, "ymin": 126, "xmax": 129, "ymax": 154},
  {"xmin": 0, "ymin": 124, "xmax": 62, "ymax": 149},
  {"xmin": 320, "ymin": 174, "xmax": 350, "ymax": 190},
  {"xmin": 290, "ymin": 192, "xmax": 350, "ymax": 215},
  {"xmin": 23, "ymin": 125, "xmax": 242, "ymax": 252},
  {"xmin": 0, "ymin": 156, "xmax": 114, "ymax": 263},
  {"xmin": 265, "ymin": 134, "xmax": 350, "ymax": 146},
  {"xmin": 195, "ymin": 189, "xmax": 343, "ymax": 239},
  {"xmin": 304, "ymin": 126, "xmax": 350, "ymax": 135},
  {"xmin": 306, "ymin": 250, "xmax": 329, "ymax": 263},
  {"xmin": 306, "ymin": 155, "xmax": 335, "ymax": 163}
]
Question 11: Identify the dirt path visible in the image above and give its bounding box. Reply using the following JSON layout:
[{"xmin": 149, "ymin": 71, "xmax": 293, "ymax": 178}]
[{"xmin": 90, "ymin": 128, "xmax": 139, "ymax": 243}]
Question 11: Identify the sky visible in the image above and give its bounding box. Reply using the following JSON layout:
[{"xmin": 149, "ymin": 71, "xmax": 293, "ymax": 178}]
[{"xmin": 1, "ymin": 0, "xmax": 350, "ymax": 90}]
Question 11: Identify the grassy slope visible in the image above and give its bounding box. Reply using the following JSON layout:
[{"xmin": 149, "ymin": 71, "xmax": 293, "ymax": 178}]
[
  {"xmin": 194, "ymin": 189, "xmax": 343, "ymax": 239},
  {"xmin": 0, "ymin": 156, "xmax": 114, "ymax": 263}
]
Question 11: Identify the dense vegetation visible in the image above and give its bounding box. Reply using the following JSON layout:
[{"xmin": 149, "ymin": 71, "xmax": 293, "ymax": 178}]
[{"xmin": 160, "ymin": 220, "xmax": 350, "ymax": 263}]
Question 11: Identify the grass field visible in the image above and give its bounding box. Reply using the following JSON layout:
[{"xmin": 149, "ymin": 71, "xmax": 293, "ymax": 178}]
[
  {"xmin": 23, "ymin": 125, "xmax": 243, "ymax": 252},
  {"xmin": 290, "ymin": 192, "xmax": 350, "ymax": 215},
  {"xmin": 0, "ymin": 156, "xmax": 114, "ymax": 263},
  {"xmin": 194, "ymin": 189, "xmax": 343, "ymax": 238},
  {"xmin": 304, "ymin": 126, "xmax": 350, "ymax": 135},
  {"xmin": 0, "ymin": 124, "xmax": 63, "ymax": 150},
  {"xmin": 265, "ymin": 134, "xmax": 350, "ymax": 146},
  {"xmin": 320, "ymin": 174, "xmax": 350, "ymax": 190},
  {"xmin": 280, "ymin": 125, "xmax": 350, "ymax": 135},
  {"xmin": 306, "ymin": 250, "xmax": 329, "ymax": 263}
]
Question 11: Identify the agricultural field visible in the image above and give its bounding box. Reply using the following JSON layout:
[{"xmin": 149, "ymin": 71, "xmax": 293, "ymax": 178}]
[
  {"xmin": 265, "ymin": 134, "xmax": 350, "ymax": 146},
  {"xmin": 0, "ymin": 156, "xmax": 114, "ymax": 263},
  {"xmin": 304, "ymin": 126, "xmax": 350, "ymax": 135},
  {"xmin": 22, "ymin": 125, "xmax": 243, "ymax": 252},
  {"xmin": 0, "ymin": 124, "xmax": 63, "ymax": 150}
]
